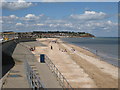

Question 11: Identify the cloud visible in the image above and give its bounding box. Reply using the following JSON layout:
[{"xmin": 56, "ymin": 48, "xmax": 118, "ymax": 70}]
[
  {"xmin": 2, "ymin": 0, "xmax": 33, "ymax": 10},
  {"xmin": 1, "ymin": 0, "xmax": 119, "ymax": 2},
  {"xmin": 25, "ymin": 14, "xmax": 36, "ymax": 18},
  {"xmin": 9, "ymin": 15, "xmax": 18, "ymax": 19},
  {"xmin": 40, "ymin": 0, "xmax": 77, "ymax": 2},
  {"xmin": 35, "ymin": 24, "xmax": 44, "ymax": 26},
  {"xmin": 16, "ymin": 22, "xmax": 24, "ymax": 26},
  {"xmin": 70, "ymin": 11, "xmax": 108, "ymax": 20},
  {"xmin": 2, "ymin": 11, "xmax": 117, "ymax": 36},
  {"xmin": 31, "ymin": 0, "xmax": 119, "ymax": 2},
  {"xmin": 24, "ymin": 14, "xmax": 40, "ymax": 20}
]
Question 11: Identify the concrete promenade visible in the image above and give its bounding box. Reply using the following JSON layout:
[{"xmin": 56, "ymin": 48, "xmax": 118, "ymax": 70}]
[
  {"xmin": 2, "ymin": 63, "xmax": 29, "ymax": 88},
  {"xmin": 2, "ymin": 41, "xmax": 62, "ymax": 88},
  {"xmin": 29, "ymin": 62, "xmax": 62, "ymax": 88},
  {"xmin": 2, "ymin": 38, "xmax": 118, "ymax": 88}
]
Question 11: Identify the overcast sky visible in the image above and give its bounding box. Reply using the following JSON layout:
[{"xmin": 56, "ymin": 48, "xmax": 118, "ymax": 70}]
[{"xmin": 1, "ymin": 0, "xmax": 119, "ymax": 37}]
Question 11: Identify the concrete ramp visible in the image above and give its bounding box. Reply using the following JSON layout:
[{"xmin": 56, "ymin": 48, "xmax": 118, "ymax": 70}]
[{"xmin": 29, "ymin": 62, "xmax": 62, "ymax": 88}]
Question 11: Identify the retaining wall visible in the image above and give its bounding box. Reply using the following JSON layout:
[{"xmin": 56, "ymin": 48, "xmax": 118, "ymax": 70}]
[{"xmin": 1, "ymin": 38, "xmax": 36, "ymax": 77}]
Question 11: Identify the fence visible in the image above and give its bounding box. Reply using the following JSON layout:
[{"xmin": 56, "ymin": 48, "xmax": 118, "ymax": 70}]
[
  {"xmin": 25, "ymin": 60, "xmax": 44, "ymax": 89},
  {"xmin": 15, "ymin": 40, "xmax": 73, "ymax": 89},
  {"xmin": 45, "ymin": 55, "xmax": 72, "ymax": 89},
  {"xmin": 14, "ymin": 40, "xmax": 44, "ymax": 89}
]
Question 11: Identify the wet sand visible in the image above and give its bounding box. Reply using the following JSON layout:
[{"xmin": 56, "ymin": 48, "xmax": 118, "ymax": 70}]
[{"xmin": 32, "ymin": 38, "xmax": 118, "ymax": 88}]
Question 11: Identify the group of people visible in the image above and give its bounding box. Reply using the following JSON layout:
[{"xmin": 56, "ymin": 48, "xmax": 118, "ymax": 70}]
[
  {"xmin": 71, "ymin": 47, "xmax": 75, "ymax": 52},
  {"xmin": 50, "ymin": 44, "xmax": 76, "ymax": 54},
  {"xmin": 59, "ymin": 48, "xmax": 67, "ymax": 52},
  {"xmin": 59, "ymin": 47, "xmax": 75, "ymax": 53},
  {"xmin": 29, "ymin": 46, "xmax": 35, "ymax": 51}
]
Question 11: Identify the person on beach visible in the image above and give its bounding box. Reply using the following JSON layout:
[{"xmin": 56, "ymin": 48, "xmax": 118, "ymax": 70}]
[
  {"xmin": 73, "ymin": 48, "xmax": 75, "ymax": 51},
  {"xmin": 51, "ymin": 46, "xmax": 53, "ymax": 50},
  {"xmin": 96, "ymin": 50, "xmax": 98, "ymax": 55},
  {"xmin": 71, "ymin": 47, "xmax": 75, "ymax": 52},
  {"xmin": 64, "ymin": 49, "xmax": 67, "ymax": 52}
]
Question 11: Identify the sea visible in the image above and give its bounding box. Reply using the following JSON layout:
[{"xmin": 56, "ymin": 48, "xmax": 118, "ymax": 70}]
[{"xmin": 61, "ymin": 37, "xmax": 119, "ymax": 67}]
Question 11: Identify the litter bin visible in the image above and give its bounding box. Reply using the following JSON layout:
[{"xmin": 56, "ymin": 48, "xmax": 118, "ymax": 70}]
[{"xmin": 40, "ymin": 54, "xmax": 45, "ymax": 63}]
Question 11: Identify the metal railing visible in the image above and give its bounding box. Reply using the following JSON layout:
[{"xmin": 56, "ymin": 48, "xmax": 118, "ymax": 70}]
[
  {"xmin": 16, "ymin": 41, "xmax": 73, "ymax": 89},
  {"xmin": 25, "ymin": 60, "xmax": 44, "ymax": 89},
  {"xmin": 14, "ymin": 40, "xmax": 44, "ymax": 89},
  {"xmin": 45, "ymin": 55, "xmax": 72, "ymax": 89}
]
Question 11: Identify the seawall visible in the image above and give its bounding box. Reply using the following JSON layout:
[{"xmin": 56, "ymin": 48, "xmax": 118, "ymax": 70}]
[
  {"xmin": 2, "ymin": 40, "xmax": 17, "ymax": 77},
  {"xmin": 1, "ymin": 38, "xmax": 36, "ymax": 77}
]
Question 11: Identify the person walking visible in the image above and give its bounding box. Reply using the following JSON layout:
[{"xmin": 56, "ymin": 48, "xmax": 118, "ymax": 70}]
[
  {"xmin": 51, "ymin": 46, "xmax": 53, "ymax": 50},
  {"xmin": 96, "ymin": 50, "xmax": 98, "ymax": 55}
]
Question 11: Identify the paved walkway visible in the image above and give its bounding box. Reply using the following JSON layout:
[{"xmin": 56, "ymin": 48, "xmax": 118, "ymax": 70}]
[
  {"xmin": 46, "ymin": 41, "xmax": 96, "ymax": 88},
  {"xmin": 12, "ymin": 43, "xmax": 35, "ymax": 62},
  {"xmin": 2, "ymin": 63, "xmax": 29, "ymax": 88},
  {"xmin": 2, "ymin": 43, "xmax": 31, "ymax": 88},
  {"xmin": 2, "ymin": 41, "xmax": 62, "ymax": 88},
  {"xmin": 29, "ymin": 62, "xmax": 62, "ymax": 88}
]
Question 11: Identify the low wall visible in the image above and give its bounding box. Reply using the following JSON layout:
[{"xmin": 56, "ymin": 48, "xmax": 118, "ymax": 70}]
[
  {"xmin": 1, "ymin": 38, "xmax": 36, "ymax": 77},
  {"xmin": 2, "ymin": 40, "xmax": 17, "ymax": 77}
]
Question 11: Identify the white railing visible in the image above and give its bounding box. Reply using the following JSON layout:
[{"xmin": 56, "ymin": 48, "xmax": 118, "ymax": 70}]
[
  {"xmin": 45, "ymin": 55, "xmax": 73, "ymax": 89},
  {"xmin": 16, "ymin": 41, "xmax": 73, "ymax": 89},
  {"xmin": 25, "ymin": 60, "xmax": 44, "ymax": 89}
]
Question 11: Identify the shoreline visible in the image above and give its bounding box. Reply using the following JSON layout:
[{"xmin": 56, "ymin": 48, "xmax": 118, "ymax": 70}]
[
  {"xmin": 60, "ymin": 38, "xmax": 118, "ymax": 67},
  {"xmin": 58, "ymin": 39, "xmax": 118, "ymax": 75},
  {"xmin": 57, "ymin": 38, "xmax": 118, "ymax": 87},
  {"xmin": 33, "ymin": 38, "xmax": 118, "ymax": 88}
]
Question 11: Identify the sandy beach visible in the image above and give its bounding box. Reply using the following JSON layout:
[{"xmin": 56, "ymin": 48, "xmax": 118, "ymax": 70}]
[{"xmin": 31, "ymin": 38, "xmax": 118, "ymax": 88}]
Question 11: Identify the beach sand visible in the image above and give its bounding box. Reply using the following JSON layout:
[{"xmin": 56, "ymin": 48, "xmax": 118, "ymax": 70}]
[{"xmin": 32, "ymin": 38, "xmax": 118, "ymax": 88}]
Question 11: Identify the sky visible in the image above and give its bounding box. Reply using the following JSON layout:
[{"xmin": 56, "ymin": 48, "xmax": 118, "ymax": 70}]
[
  {"xmin": 1, "ymin": 0, "xmax": 119, "ymax": 37},
  {"xmin": 1, "ymin": 0, "xmax": 120, "ymax": 2}
]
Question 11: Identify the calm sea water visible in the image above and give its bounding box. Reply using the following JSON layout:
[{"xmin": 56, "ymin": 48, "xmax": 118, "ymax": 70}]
[{"xmin": 61, "ymin": 37, "xmax": 119, "ymax": 67}]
